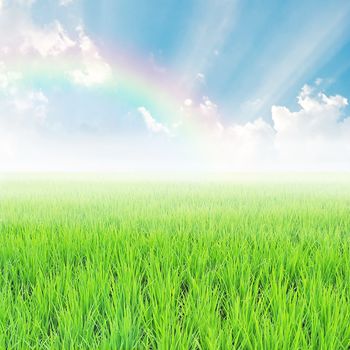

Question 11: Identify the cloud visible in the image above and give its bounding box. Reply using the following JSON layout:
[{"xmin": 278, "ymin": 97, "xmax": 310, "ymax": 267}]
[
  {"xmin": 227, "ymin": 118, "xmax": 275, "ymax": 159},
  {"xmin": 181, "ymin": 96, "xmax": 224, "ymax": 136},
  {"xmin": 69, "ymin": 26, "xmax": 112, "ymax": 86},
  {"xmin": 180, "ymin": 83, "xmax": 350, "ymax": 170},
  {"xmin": 0, "ymin": 7, "xmax": 110, "ymax": 87},
  {"xmin": 271, "ymin": 84, "xmax": 349, "ymax": 168},
  {"xmin": 138, "ymin": 107, "xmax": 171, "ymax": 135},
  {"xmin": 198, "ymin": 115, "xmax": 276, "ymax": 170},
  {"xmin": 200, "ymin": 96, "xmax": 218, "ymax": 114},
  {"xmin": 272, "ymin": 85, "xmax": 348, "ymax": 136},
  {"xmin": 0, "ymin": 7, "xmax": 75, "ymax": 58},
  {"xmin": 183, "ymin": 99, "xmax": 193, "ymax": 107},
  {"xmin": 20, "ymin": 20, "xmax": 75, "ymax": 57},
  {"xmin": 214, "ymin": 84, "xmax": 350, "ymax": 170}
]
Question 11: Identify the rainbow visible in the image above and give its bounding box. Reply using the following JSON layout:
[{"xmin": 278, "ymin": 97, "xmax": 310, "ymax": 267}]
[{"xmin": 4, "ymin": 51, "xmax": 203, "ymax": 140}]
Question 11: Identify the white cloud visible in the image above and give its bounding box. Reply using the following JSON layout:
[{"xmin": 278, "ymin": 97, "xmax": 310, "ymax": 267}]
[
  {"xmin": 200, "ymin": 96, "xmax": 218, "ymax": 114},
  {"xmin": 188, "ymin": 83, "xmax": 350, "ymax": 170},
  {"xmin": 273, "ymin": 84, "xmax": 348, "ymax": 137},
  {"xmin": 180, "ymin": 96, "xmax": 224, "ymax": 137},
  {"xmin": 20, "ymin": 20, "xmax": 75, "ymax": 57},
  {"xmin": 204, "ymin": 117, "xmax": 276, "ymax": 170},
  {"xmin": 271, "ymin": 84, "xmax": 349, "ymax": 168},
  {"xmin": 138, "ymin": 107, "xmax": 171, "ymax": 135},
  {"xmin": 184, "ymin": 99, "xmax": 193, "ymax": 107},
  {"xmin": 0, "ymin": 8, "xmax": 110, "ymax": 87},
  {"xmin": 228, "ymin": 118, "xmax": 275, "ymax": 152},
  {"xmin": 69, "ymin": 26, "xmax": 111, "ymax": 86},
  {"xmin": 198, "ymin": 97, "xmax": 224, "ymax": 133},
  {"xmin": 0, "ymin": 6, "xmax": 75, "ymax": 58},
  {"xmin": 70, "ymin": 62, "xmax": 111, "ymax": 87}
]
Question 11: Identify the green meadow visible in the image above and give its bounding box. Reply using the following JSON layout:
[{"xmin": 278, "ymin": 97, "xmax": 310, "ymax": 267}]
[{"xmin": 0, "ymin": 174, "xmax": 350, "ymax": 349}]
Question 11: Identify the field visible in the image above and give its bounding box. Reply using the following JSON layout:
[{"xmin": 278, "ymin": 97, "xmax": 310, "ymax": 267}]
[{"xmin": 1, "ymin": 174, "xmax": 350, "ymax": 349}]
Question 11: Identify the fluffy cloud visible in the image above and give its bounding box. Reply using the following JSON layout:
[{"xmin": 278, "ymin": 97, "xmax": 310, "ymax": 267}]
[
  {"xmin": 69, "ymin": 26, "xmax": 111, "ymax": 87},
  {"xmin": 0, "ymin": 7, "xmax": 110, "ymax": 87},
  {"xmin": 226, "ymin": 118, "xmax": 275, "ymax": 162},
  {"xmin": 272, "ymin": 85, "xmax": 348, "ymax": 138},
  {"xmin": 138, "ymin": 107, "xmax": 171, "ymax": 135},
  {"xmin": 139, "ymin": 96, "xmax": 223, "ymax": 139},
  {"xmin": 20, "ymin": 20, "xmax": 75, "ymax": 57},
  {"xmin": 183, "ymin": 98, "xmax": 193, "ymax": 107},
  {"xmin": 178, "ymin": 84, "xmax": 350, "ymax": 170},
  {"xmin": 0, "ymin": 7, "xmax": 75, "ymax": 58},
  {"xmin": 181, "ymin": 96, "xmax": 224, "ymax": 136},
  {"xmin": 271, "ymin": 84, "xmax": 349, "ymax": 168},
  {"xmin": 212, "ymin": 84, "xmax": 350, "ymax": 170}
]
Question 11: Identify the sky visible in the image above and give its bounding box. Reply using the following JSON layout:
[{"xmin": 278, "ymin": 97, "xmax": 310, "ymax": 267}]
[{"xmin": 0, "ymin": 0, "xmax": 350, "ymax": 172}]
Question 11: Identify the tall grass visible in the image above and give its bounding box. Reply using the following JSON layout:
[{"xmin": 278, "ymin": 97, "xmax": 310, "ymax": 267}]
[{"xmin": 0, "ymin": 175, "xmax": 350, "ymax": 349}]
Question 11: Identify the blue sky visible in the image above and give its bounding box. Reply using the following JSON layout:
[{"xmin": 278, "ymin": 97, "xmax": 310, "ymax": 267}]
[
  {"xmin": 82, "ymin": 0, "xmax": 350, "ymax": 113},
  {"xmin": 1, "ymin": 0, "xmax": 350, "ymax": 171}
]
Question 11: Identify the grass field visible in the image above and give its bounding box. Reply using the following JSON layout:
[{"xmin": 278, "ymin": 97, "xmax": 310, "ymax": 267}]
[{"xmin": 1, "ymin": 174, "xmax": 350, "ymax": 349}]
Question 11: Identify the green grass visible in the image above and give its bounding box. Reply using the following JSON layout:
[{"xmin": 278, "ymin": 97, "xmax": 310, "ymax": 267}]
[{"xmin": 1, "ymin": 174, "xmax": 350, "ymax": 349}]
